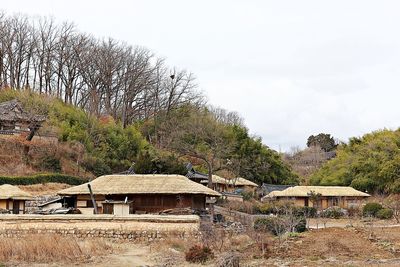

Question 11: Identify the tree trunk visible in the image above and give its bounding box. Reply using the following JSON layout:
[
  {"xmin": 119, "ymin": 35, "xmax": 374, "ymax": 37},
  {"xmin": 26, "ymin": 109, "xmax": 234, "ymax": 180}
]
[{"xmin": 206, "ymin": 160, "xmax": 213, "ymax": 189}]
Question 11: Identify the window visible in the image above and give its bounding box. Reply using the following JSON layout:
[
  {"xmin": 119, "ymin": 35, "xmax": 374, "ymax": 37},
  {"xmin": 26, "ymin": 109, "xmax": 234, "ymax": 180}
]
[
  {"xmin": 347, "ymin": 198, "xmax": 359, "ymax": 208},
  {"xmin": 329, "ymin": 197, "xmax": 339, "ymax": 207}
]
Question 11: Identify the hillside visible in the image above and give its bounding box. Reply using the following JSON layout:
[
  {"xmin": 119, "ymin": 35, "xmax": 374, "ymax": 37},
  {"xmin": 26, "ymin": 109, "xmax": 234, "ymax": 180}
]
[
  {"xmin": 311, "ymin": 129, "xmax": 400, "ymax": 193},
  {"xmin": 0, "ymin": 90, "xmax": 298, "ymax": 185}
]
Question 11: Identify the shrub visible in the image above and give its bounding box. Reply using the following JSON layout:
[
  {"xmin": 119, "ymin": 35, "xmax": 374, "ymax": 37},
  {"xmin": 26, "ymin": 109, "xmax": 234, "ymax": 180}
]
[
  {"xmin": 254, "ymin": 217, "xmax": 284, "ymax": 235},
  {"xmin": 363, "ymin": 202, "xmax": 383, "ymax": 217},
  {"xmin": 241, "ymin": 191, "xmax": 254, "ymax": 201},
  {"xmin": 376, "ymin": 208, "xmax": 393, "ymax": 219},
  {"xmin": 254, "ymin": 216, "xmax": 306, "ymax": 236},
  {"xmin": 256, "ymin": 204, "xmax": 316, "ymax": 218},
  {"xmin": 320, "ymin": 207, "xmax": 344, "ymax": 219},
  {"xmin": 295, "ymin": 217, "xmax": 307, "ymax": 232},
  {"xmin": 256, "ymin": 203, "xmax": 275, "ymax": 214},
  {"xmin": 294, "ymin": 206, "xmax": 317, "ymax": 218},
  {"xmin": 0, "ymin": 173, "xmax": 86, "ymax": 185},
  {"xmin": 39, "ymin": 155, "xmax": 62, "ymax": 172},
  {"xmin": 185, "ymin": 245, "xmax": 214, "ymax": 264}
]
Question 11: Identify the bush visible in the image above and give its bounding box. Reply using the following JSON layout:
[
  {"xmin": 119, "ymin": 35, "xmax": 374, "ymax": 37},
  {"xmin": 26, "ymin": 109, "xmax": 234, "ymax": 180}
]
[
  {"xmin": 185, "ymin": 245, "xmax": 214, "ymax": 264},
  {"xmin": 376, "ymin": 208, "xmax": 393, "ymax": 219},
  {"xmin": 320, "ymin": 207, "xmax": 345, "ymax": 219},
  {"xmin": 256, "ymin": 204, "xmax": 316, "ymax": 218},
  {"xmin": 254, "ymin": 217, "xmax": 285, "ymax": 235},
  {"xmin": 240, "ymin": 191, "xmax": 254, "ymax": 201},
  {"xmin": 39, "ymin": 155, "xmax": 62, "ymax": 172},
  {"xmin": 363, "ymin": 202, "xmax": 383, "ymax": 217},
  {"xmin": 294, "ymin": 206, "xmax": 317, "ymax": 218},
  {"xmin": 256, "ymin": 203, "xmax": 275, "ymax": 214},
  {"xmin": 0, "ymin": 174, "xmax": 87, "ymax": 186},
  {"xmin": 254, "ymin": 216, "xmax": 307, "ymax": 236}
]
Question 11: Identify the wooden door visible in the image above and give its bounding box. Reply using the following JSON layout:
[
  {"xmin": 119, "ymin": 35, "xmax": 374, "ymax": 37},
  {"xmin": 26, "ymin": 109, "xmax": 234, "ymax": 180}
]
[
  {"xmin": 103, "ymin": 203, "xmax": 114, "ymax": 214},
  {"xmin": 12, "ymin": 200, "xmax": 20, "ymax": 214}
]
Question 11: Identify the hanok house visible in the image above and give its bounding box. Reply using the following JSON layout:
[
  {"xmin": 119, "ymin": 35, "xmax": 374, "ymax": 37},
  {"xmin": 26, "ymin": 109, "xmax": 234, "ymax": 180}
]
[
  {"xmin": 262, "ymin": 186, "xmax": 370, "ymax": 210},
  {"xmin": 205, "ymin": 175, "xmax": 258, "ymax": 193},
  {"xmin": 0, "ymin": 99, "xmax": 45, "ymax": 134},
  {"xmin": 0, "ymin": 184, "xmax": 33, "ymax": 214},
  {"xmin": 58, "ymin": 174, "xmax": 221, "ymax": 215}
]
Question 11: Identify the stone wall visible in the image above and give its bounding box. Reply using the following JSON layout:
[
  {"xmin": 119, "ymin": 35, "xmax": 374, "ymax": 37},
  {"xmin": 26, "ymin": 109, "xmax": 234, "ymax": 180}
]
[
  {"xmin": 214, "ymin": 205, "xmax": 271, "ymax": 227},
  {"xmin": 0, "ymin": 214, "xmax": 200, "ymax": 241}
]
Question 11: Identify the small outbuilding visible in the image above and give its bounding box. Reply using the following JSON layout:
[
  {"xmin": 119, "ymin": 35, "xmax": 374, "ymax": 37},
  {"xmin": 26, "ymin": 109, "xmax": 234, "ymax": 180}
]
[
  {"xmin": 262, "ymin": 186, "xmax": 370, "ymax": 210},
  {"xmin": 0, "ymin": 184, "xmax": 33, "ymax": 214},
  {"xmin": 58, "ymin": 174, "xmax": 221, "ymax": 215}
]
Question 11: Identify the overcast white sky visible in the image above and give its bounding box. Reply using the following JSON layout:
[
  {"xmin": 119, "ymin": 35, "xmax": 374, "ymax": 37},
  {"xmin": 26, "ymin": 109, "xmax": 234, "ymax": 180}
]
[{"xmin": 2, "ymin": 0, "xmax": 400, "ymax": 151}]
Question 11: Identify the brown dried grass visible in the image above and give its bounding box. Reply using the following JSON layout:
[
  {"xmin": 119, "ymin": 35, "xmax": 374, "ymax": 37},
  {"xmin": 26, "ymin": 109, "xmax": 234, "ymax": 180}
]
[{"xmin": 0, "ymin": 234, "xmax": 113, "ymax": 263}]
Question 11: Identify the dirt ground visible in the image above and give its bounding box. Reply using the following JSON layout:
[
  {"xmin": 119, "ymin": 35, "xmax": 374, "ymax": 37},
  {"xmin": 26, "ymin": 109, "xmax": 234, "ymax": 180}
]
[
  {"xmin": 6, "ymin": 227, "xmax": 400, "ymax": 267},
  {"xmin": 259, "ymin": 227, "xmax": 400, "ymax": 267},
  {"xmin": 308, "ymin": 217, "xmax": 400, "ymax": 229}
]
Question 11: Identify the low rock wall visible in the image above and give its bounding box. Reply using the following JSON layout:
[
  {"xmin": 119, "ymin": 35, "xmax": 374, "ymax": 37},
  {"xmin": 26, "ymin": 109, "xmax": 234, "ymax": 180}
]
[
  {"xmin": 214, "ymin": 205, "xmax": 271, "ymax": 227},
  {"xmin": 0, "ymin": 214, "xmax": 200, "ymax": 241}
]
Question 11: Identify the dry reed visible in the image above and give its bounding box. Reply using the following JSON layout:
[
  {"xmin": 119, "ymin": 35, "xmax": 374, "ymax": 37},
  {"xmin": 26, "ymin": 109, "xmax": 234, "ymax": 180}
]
[{"xmin": 0, "ymin": 234, "xmax": 113, "ymax": 263}]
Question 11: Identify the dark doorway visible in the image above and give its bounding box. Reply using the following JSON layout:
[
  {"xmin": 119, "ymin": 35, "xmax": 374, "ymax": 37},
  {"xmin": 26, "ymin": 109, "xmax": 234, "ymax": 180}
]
[
  {"xmin": 103, "ymin": 203, "xmax": 114, "ymax": 214},
  {"xmin": 12, "ymin": 200, "xmax": 20, "ymax": 214},
  {"xmin": 304, "ymin": 198, "xmax": 309, "ymax": 207}
]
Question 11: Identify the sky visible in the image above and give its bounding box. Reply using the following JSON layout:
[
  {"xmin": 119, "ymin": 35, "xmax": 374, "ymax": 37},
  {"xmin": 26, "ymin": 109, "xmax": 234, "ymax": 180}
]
[{"xmin": 2, "ymin": 0, "xmax": 400, "ymax": 151}]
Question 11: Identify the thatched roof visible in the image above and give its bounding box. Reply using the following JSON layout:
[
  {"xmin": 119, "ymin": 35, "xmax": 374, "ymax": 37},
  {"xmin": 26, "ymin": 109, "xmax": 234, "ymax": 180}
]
[
  {"xmin": 58, "ymin": 174, "xmax": 221, "ymax": 197},
  {"xmin": 265, "ymin": 186, "xmax": 370, "ymax": 198},
  {"xmin": 209, "ymin": 175, "xmax": 258, "ymax": 187},
  {"xmin": 0, "ymin": 184, "xmax": 33, "ymax": 200},
  {"xmin": 0, "ymin": 99, "xmax": 45, "ymax": 122}
]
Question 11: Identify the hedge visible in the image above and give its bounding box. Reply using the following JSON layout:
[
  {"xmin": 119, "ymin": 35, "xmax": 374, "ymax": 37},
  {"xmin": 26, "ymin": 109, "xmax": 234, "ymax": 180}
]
[{"xmin": 0, "ymin": 173, "xmax": 88, "ymax": 186}]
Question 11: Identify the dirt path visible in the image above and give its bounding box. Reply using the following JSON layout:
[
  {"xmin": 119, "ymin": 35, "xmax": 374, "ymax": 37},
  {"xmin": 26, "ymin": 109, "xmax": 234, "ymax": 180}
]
[{"xmin": 88, "ymin": 245, "xmax": 156, "ymax": 267}]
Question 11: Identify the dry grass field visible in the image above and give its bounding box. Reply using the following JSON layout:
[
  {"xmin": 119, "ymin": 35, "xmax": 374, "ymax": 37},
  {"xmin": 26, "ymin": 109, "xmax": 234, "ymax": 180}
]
[{"xmin": 3, "ymin": 226, "xmax": 400, "ymax": 266}]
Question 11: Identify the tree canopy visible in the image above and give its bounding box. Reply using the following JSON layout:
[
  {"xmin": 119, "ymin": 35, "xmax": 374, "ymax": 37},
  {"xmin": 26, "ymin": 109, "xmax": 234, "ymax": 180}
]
[
  {"xmin": 307, "ymin": 133, "xmax": 337, "ymax": 152},
  {"xmin": 310, "ymin": 129, "xmax": 400, "ymax": 193}
]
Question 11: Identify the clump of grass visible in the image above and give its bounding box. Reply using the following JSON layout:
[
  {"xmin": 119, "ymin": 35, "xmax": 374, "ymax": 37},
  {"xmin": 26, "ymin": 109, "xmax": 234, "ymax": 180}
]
[{"xmin": 0, "ymin": 234, "xmax": 113, "ymax": 263}]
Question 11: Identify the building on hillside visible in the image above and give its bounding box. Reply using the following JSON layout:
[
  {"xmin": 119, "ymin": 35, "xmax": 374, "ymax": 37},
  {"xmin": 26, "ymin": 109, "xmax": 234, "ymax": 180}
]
[
  {"xmin": 0, "ymin": 184, "xmax": 33, "ymax": 214},
  {"xmin": 186, "ymin": 163, "xmax": 208, "ymax": 184},
  {"xmin": 261, "ymin": 186, "xmax": 370, "ymax": 210},
  {"xmin": 0, "ymin": 99, "xmax": 45, "ymax": 135},
  {"xmin": 58, "ymin": 174, "xmax": 221, "ymax": 215},
  {"xmin": 202, "ymin": 175, "xmax": 258, "ymax": 193}
]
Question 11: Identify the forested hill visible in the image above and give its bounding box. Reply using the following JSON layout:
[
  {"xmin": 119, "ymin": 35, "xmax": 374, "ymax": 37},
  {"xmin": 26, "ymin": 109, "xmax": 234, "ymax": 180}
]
[
  {"xmin": 0, "ymin": 90, "xmax": 298, "ymax": 185},
  {"xmin": 311, "ymin": 129, "xmax": 400, "ymax": 193},
  {"xmin": 0, "ymin": 13, "xmax": 298, "ymax": 185}
]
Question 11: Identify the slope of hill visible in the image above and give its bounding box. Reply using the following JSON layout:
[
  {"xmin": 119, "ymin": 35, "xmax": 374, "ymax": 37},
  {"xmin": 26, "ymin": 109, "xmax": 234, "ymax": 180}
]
[{"xmin": 0, "ymin": 90, "xmax": 298, "ymax": 185}]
